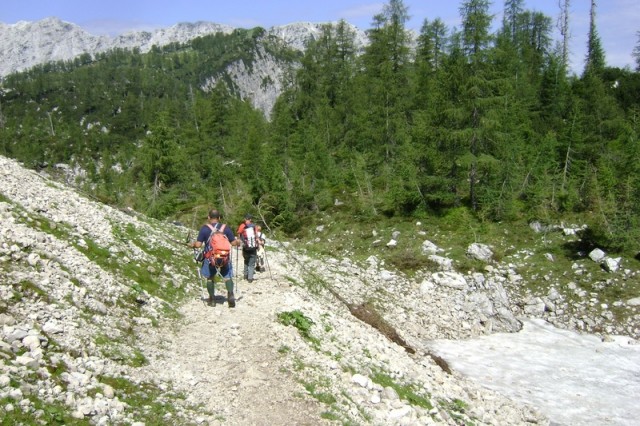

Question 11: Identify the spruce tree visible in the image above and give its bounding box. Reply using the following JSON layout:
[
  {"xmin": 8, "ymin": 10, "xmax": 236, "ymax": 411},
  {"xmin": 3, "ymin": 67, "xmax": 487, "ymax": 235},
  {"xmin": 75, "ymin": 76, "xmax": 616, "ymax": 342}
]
[{"xmin": 583, "ymin": 0, "xmax": 606, "ymax": 76}]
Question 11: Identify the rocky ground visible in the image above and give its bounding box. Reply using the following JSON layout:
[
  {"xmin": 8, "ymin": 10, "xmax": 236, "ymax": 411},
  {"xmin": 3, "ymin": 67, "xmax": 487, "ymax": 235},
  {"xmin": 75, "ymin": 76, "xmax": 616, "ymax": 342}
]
[
  {"xmin": 130, "ymin": 245, "xmax": 547, "ymax": 425},
  {"xmin": 134, "ymin": 276, "xmax": 334, "ymax": 425},
  {"xmin": 1, "ymin": 153, "xmax": 637, "ymax": 425}
]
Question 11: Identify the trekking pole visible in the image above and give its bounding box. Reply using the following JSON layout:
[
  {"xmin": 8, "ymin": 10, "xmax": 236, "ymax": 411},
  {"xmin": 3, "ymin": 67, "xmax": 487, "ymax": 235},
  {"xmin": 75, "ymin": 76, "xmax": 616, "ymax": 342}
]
[
  {"xmin": 236, "ymin": 269, "xmax": 240, "ymax": 301},
  {"xmin": 235, "ymin": 246, "xmax": 239, "ymax": 281},
  {"xmin": 232, "ymin": 246, "xmax": 240, "ymax": 300},
  {"xmin": 263, "ymin": 246, "xmax": 274, "ymax": 281},
  {"xmin": 197, "ymin": 266, "xmax": 207, "ymax": 304}
]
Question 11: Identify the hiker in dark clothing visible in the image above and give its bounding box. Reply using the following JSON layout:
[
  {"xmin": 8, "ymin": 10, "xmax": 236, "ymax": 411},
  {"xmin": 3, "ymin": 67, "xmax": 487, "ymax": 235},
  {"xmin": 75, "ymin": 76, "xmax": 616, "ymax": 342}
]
[{"xmin": 189, "ymin": 209, "xmax": 241, "ymax": 307}]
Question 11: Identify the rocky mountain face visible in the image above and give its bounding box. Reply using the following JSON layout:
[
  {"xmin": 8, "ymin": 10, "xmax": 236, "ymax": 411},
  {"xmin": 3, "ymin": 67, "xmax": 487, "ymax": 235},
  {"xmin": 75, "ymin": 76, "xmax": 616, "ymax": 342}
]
[
  {"xmin": 0, "ymin": 17, "xmax": 366, "ymax": 116},
  {"xmin": 0, "ymin": 18, "xmax": 226, "ymax": 77}
]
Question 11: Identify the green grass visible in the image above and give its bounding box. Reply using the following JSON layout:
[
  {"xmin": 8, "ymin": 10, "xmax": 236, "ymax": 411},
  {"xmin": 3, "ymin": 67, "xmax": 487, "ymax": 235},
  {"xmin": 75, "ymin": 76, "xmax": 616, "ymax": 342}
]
[
  {"xmin": 0, "ymin": 396, "xmax": 89, "ymax": 425},
  {"xmin": 320, "ymin": 411, "xmax": 341, "ymax": 421},
  {"xmin": 130, "ymin": 348, "xmax": 148, "ymax": 367},
  {"xmin": 302, "ymin": 380, "xmax": 337, "ymax": 405},
  {"xmin": 12, "ymin": 280, "xmax": 50, "ymax": 303},
  {"xmin": 277, "ymin": 345, "xmax": 291, "ymax": 354},
  {"xmin": 277, "ymin": 310, "xmax": 321, "ymax": 348},
  {"xmin": 439, "ymin": 398, "xmax": 474, "ymax": 425},
  {"xmin": 292, "ymin": 356, "xmax": 306, "ymax": 372},
  {"xmin": 370, "ymin": 370, "xmax": 433, "ymax": 410},
  {"xmin": 99, "ymin": 376, "xmax": 199, "ymax": 424},
  {"xmin": 7, "ymin": 200, "xmax": 193, "ymax": 315},
  {"xmin": 113, "ymin": 222, "xmax": 186, "ymax": 263}
]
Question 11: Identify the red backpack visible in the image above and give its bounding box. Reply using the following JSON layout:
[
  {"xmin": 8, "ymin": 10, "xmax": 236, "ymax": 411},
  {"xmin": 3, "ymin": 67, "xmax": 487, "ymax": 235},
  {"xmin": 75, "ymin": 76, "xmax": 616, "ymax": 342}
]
[{"xmin": 203, "ymin": 224, "xmax": 231, "ymax": 267}]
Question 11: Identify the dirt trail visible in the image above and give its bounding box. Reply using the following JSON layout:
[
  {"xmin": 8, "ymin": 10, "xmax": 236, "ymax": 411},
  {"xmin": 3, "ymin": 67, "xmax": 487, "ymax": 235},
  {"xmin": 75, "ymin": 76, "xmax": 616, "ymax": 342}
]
[{"xmin": 140, "ymin": 262, "xmax": 331, "ymax": 425}]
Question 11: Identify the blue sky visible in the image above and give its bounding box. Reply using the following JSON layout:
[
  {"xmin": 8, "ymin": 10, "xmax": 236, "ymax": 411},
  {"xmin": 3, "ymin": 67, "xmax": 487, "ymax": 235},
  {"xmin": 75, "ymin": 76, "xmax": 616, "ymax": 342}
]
[{"xmin": 1, "ymin": 1, "xmax": 638, "ymax": 75}]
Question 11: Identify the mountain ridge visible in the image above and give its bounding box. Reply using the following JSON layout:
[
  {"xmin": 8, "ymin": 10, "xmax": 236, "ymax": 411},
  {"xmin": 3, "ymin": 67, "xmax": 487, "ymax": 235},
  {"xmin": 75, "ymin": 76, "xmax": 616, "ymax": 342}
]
[{"xmin": 0, "ymin": 17, "xmax": 368, "ymax": 116}]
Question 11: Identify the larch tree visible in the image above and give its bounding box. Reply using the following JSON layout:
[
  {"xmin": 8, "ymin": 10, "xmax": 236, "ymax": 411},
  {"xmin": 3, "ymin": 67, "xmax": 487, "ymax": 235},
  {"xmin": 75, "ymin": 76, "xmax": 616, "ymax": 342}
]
[{"xmin": 458, "ymin": 0, "xmax": 494, "ymax": 212}]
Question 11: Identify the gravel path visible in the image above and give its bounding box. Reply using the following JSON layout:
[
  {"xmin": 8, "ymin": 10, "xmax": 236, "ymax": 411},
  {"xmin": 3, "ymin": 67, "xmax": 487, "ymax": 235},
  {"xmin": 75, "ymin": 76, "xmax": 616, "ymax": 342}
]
[{"xmin": 138, "ymin": 264, "xmax": 334, "ymax": 425}]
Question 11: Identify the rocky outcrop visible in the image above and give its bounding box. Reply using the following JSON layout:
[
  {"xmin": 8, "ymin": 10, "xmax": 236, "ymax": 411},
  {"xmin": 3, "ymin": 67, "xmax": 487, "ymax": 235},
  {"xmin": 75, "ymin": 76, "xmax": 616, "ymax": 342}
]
[{"xmin": 203, "ymin": 44, "xmax": 296, "ymax": 117}]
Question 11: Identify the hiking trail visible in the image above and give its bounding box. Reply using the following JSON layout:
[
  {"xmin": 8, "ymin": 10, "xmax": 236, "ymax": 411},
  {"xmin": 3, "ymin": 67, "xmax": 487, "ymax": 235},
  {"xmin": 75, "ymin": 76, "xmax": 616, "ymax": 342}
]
[{"xmin": 137, "ymin": 255, "xmax": 333, "ymax": 425}]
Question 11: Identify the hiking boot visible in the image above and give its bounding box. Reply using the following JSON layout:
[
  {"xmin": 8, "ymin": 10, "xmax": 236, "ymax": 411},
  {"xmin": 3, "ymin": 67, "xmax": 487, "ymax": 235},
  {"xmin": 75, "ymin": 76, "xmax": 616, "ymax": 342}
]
[
  {"xmin": 206, "ymin": 297, "xmax": 215, "ymax": 307},
  {"xmin": 227, "ymin": 292, "xmax": 236, "ymax": 308}
]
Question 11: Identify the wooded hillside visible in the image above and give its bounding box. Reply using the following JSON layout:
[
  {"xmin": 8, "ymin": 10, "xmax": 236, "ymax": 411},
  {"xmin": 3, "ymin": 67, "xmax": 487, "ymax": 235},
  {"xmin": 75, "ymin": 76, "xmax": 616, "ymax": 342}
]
[{"xmin": 1, "ymin": 0, "xmax": 639, "ymax": 254}]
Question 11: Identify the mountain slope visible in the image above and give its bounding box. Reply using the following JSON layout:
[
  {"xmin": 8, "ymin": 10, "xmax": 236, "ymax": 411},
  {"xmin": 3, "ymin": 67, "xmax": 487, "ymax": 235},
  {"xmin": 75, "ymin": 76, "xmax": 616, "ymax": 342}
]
[
  {"xmin": 0, "ymin": 154, "xmax": 546, "ymax": 424},
  {"xmin": 0, "ymin": 17, "xmax": 232, "ymax": 77},
  {"xmin": 0, "ymin": 17, "xmax": 366, "ymax": 116}
]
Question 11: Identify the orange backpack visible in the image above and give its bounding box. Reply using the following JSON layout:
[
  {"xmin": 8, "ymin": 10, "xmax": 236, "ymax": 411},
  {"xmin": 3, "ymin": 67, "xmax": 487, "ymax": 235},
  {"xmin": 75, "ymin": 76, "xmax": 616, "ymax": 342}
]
[{"xmin": 203, "ymin": 224, "xmax": 231, "ymax": 267}]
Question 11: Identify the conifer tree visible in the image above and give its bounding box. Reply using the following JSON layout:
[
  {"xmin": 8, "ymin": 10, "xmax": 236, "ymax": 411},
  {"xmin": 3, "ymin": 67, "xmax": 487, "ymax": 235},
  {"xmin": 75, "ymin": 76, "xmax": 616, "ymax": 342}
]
[
  {"xmin": 558, "ymin": 0, "xmax": 571, "ymax": 71},
  {"xmin": 361, "ymin": 0, "xmax": 412, "ymax": 161},
  {"xmin": 458, "ymin": 0, "xmax": 494, "ymax": 211},
  {"xmin": 632, "ymin": 31, "xmax": 640, "ymax": 71},
  {"xmin": 583, "ymin": 0, "xmax": 606, "ymax": 76},
  {"xmin": 139, "ymin": 111, "xmax": 185, "ymax": 202}
]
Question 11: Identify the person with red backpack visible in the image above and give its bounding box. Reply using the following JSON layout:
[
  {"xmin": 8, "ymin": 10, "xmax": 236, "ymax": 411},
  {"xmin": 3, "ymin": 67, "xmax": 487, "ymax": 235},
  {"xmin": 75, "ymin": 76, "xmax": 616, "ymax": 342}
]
[
  {"xmin": 239, "ymin": 214, "xmax": 260, "ymax": 283},
  {"xmin": 189, "ymin": 209, "xmax": 241, "ymax": 307},
  {"xmin": 236, "ymin": 215, "xmax": 251, "ymax": 236}
]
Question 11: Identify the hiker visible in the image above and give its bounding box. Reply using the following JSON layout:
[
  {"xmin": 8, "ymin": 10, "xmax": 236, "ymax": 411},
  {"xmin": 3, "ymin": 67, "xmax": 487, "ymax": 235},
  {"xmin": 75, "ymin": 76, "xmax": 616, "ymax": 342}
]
[
  {"xmin": 239, "ymin": 214, "xmax": 260, "ymax": 282},
  {"xmin": 236, "ymin": 215, "xmax": 251, "ymax": 236},
  {"xmin": 189, "ymin": 209, "xmax": 241, "ymax": 307},
  {"xmin": 255, "ymin": 225, "xmax": 266, "ymax": 272},
  {"xmin": 255, "ymin": 225, "xmax": 266, "ymax": 245}
]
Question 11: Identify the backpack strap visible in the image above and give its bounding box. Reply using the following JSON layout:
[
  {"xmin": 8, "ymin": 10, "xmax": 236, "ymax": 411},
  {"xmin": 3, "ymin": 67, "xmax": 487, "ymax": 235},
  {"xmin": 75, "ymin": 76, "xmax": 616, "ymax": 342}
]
[
  {"xmin": 207, "ymin": 223, "xmax": 226, "ymax": 233},
  {"xmin": 205, "ymin": 223, "xmax": 222, "ymax": 246}
]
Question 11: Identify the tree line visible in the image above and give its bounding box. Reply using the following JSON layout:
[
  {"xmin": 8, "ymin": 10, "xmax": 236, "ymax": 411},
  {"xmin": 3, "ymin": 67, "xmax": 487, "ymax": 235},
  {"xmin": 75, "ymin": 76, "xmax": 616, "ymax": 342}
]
[{"xmin": 0, "ymin": 0, "xmax": 639, "ymax": 253}]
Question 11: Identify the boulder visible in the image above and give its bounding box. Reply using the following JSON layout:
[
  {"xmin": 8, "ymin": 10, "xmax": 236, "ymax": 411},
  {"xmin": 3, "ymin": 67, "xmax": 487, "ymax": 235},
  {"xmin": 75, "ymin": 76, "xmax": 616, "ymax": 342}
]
[
  {"xmin": 467, "ymin": 243, "xmax": 493, "ymax": 262},
  {"xmin": 589, "ymin": 248, "xmax": 606, "ymax": 263},
  {"xmin": 432, "ymin": 271, "xmax": 467, "ymax": 289},
  {"xmin": 602, "ymin": 257, "xmax": 621, "ymax": 273},
  {"xmin": 421, "ymin": 240, "xmax": 440, "ymax": 255}
]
